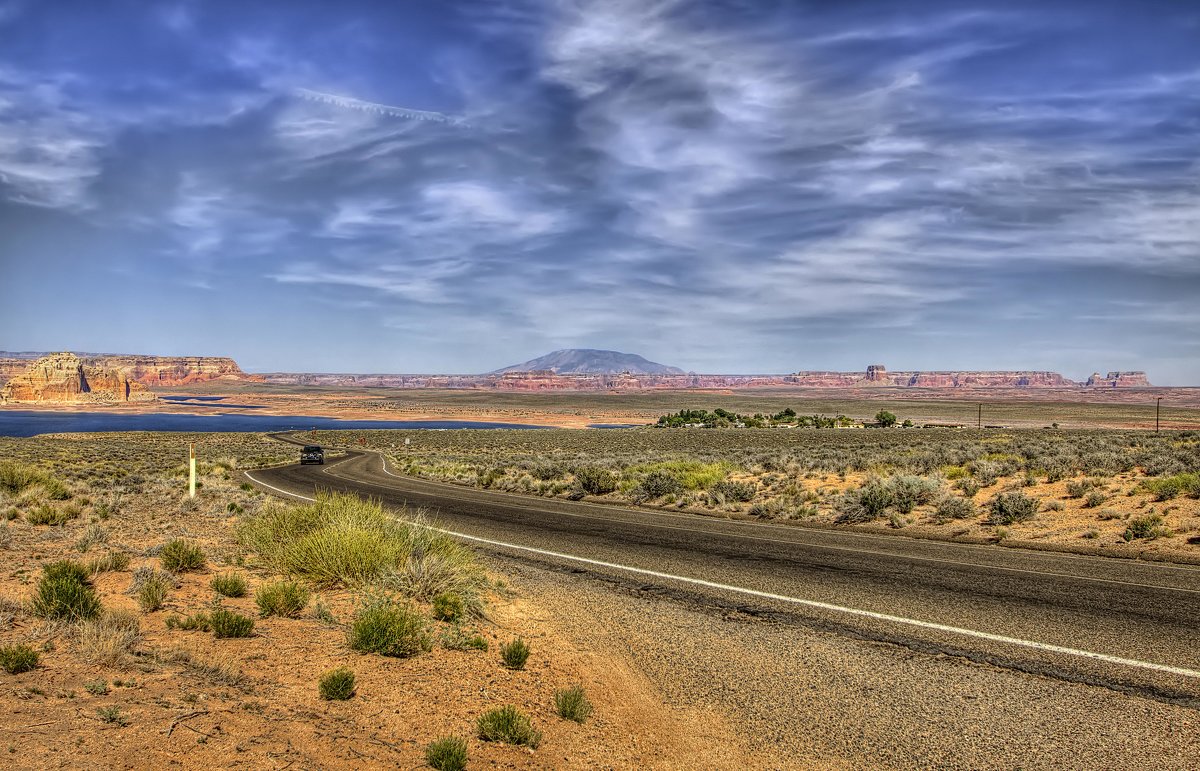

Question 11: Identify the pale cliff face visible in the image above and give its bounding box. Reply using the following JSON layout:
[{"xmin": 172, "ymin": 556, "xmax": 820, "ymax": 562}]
[{"xmin": 0, "ymin": 352, "xmax": 156, "ymax": 404}]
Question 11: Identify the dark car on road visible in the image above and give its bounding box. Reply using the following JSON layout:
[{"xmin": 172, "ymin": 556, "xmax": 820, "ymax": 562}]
[{"xmin": 300, "ymin": 445, "xmax": 324, "ymax": 465}]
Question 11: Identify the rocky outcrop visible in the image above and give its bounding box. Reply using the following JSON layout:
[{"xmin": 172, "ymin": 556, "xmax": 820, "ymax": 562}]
[
  {"xmin": 0, "ymin": 352, "xmax": 260, "ymax": 388},
  {"xmin": 1087, "ymin": 371, "xmax": 1151, "ymax": 388},
  {"xmin": 86, "ymin": 356, "xmax": 257, "ymax": 386},
  {"xmin": 0, "ymin": 353, "xmax": 156, "ymax": 404}
]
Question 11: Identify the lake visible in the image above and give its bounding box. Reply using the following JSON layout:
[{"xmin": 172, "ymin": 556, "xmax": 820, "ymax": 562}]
[{"xmin": 0, "ymin": 411, "xmax": 550, "ymax": 437}]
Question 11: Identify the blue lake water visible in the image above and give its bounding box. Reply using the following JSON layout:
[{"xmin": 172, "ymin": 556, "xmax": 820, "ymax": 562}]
[
  {"xmin": 0, "ymin": 411, "xmax": 550, "ymax": 437},
  {"xmin": 158, "ymin": 395, "xmax": 264, "ymax": 409}
]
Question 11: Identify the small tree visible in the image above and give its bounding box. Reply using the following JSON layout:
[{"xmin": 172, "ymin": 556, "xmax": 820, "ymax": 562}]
[{"xmin": 875, "ymin": 410, "xmax": 898, "ymax": 428}]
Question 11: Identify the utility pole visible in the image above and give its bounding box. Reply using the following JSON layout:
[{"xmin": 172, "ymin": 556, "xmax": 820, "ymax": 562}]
[
  {"xmin": 1156, "ymin": 398, "xmax": 1162, "ymax": 434},
  {"xmin": 188, "ymin": 442, "xmax": 196, "ymax": 498}
]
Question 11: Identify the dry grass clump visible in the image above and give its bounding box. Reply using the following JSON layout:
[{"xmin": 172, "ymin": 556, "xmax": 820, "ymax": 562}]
[
  {"xmin": 87, "ymin": 551, "xmax": 131, "ymax": 575},
  {"xmin": 210, "ymin": 608, "xmax": 255, "ymax": 638},
  {"xmin": 425, "ymin": 736, "xmax": 469, "ymax": 771},
  {"xmin": 347, "ymin": 597, "xmax": 431, "ymax": 657},
  {"xmin": 210, "ymin": 572, "xmax": 248, "ymax": 598},
  {"xmin": 162, "ymin": 646, "xmax": 251, "ymax": 689},
  {"xmin": 131, "ymin": 568, "xmax": 173, "ymax": 612},
  {"xmin": 0, "ymin": 643, "xmax": 39, "ymax": 674},
  {"xmin": 237, "ymin": 493, "xmax": 486, "ymax": 612},
  {"xmin": 74, "ymin": 609, "xmax": 140, "ymax": 665},
  {"xmin": 318, "ymin": 666, "xmax": 356, "ymax": 700},
  {"xmin": 554, "ymin": 684, "xmax": 593, "ymax": 723},
  {"xmin": 477, "ymin": 705, "xmax": 542, "ymax": 748},
  {"xmin": 159, "ymin": 539, "xmax": 206, "ymax": 572},
  {"xmin": 255, "ymin": 580, "xmax": 309, "ymax": 618},
  {"xmin": 500, "ymin": 637, "xmax": 530, "ymax": 670},
  {"xmin": 32, "ymin": 560, "xmax": 102, "ymax": 621}
]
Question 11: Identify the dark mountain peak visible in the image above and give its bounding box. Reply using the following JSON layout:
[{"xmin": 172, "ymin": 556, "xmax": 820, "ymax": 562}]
[{"xmin": 491, "ymin": 349, "xmax": 684, "ymax": 375}]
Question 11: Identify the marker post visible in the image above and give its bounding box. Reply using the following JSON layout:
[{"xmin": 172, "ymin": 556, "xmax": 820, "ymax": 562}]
[{"xmin": 189, "ymin": 442, "xmax": 196, "ymax": 498}]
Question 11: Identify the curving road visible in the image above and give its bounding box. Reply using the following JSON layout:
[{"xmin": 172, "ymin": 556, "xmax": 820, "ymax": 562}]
[{"xmin": 248, "ymin": 447, "xmax": 1200, "ymax": 707}]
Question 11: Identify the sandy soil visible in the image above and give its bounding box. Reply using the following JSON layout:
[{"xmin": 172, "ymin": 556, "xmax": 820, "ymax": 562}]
[{"xmin": 0, "ymin": 451, "xmax": 752, "ymax": 769}]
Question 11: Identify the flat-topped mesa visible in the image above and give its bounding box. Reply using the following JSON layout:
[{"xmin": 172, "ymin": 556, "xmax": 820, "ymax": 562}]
[
  {"xmin": 86, "ymin": 355, "xmax": 258, "ymax": 386},
  {"xmin": 865, "ymin": 364, "xmax": 888, "ymax": 383},
  {"xmin": 1087, "ymin": 371, "xmax": 1151, "ymax": 388},
  {"xmin": 0, "ymin": 352, "xmax": 155, "ymax": 404}
]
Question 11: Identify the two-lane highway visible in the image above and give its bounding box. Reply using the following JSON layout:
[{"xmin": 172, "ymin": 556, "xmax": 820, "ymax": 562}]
[{"xmin": 249, "ymin": 449, "xmax": 1200, "ymax": 706}]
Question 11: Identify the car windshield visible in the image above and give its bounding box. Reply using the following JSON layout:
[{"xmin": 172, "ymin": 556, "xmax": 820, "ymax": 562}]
[{"xmin": 302, "ymin": 446, "xmax": 321, "ymax": 452}]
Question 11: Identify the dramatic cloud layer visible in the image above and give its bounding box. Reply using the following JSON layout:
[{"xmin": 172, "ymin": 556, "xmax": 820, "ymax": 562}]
[{"xmin": 0, "ymin": 0, "xmax": 1197, "ymax": 380}]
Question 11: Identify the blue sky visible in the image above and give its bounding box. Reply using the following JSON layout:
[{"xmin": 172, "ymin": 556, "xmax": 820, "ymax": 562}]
[{"xmin": 0, "ymin": 1, "xmax": 1197, "ymax": 381}]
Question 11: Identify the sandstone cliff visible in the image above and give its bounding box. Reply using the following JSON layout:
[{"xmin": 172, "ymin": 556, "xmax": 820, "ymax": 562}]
[
  {"xmin": 0, "ymin": 353, "xmax": 156, "ymax": 404},
  {"xmin": 1086, "ymin": 371, "xmax": 1151, "ymax": 388},
  {"xmin": 0, "ymin": 352, "xmax": 260, "ymax": 388}
]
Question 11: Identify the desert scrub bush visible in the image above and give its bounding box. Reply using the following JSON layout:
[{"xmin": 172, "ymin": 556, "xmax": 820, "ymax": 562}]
[
  {"xmin": 1065, "ymin": 479, "xmax": 1096, "ymax": 498},
  {"xmin": 135, "ymin": 571, "xmax": 172, "ymax": 612},
  {"xmin": 1043, "ymin": 499, "xmax": 1065, "ymax": 512},
  {"xmin": 159, "ymin": 539, "xmax": 206, "ymax": 572},
  {"xmin": 74, "ymin": 610, "xmax": 140, "ymax": 665},
  {"xmin": 554, "ymin": 684, "xmax": 593, "ymax": 723},
  {"xmin": 710, "ymin": 479, "xmax": 757, "ymax": 503},
  {"xmin": 211, "ymin": 572, "xmax": 248, "ymax": 598},
  {"xmin": 84, "ymin": 679, "xmax": 109, "ymax": 695},
  {"xmin": 575, "ymin": 466, "xmax": 618, "ymax": 495},
  {"xmin": 32, "ymin": 560, "xmax": 102, "ymax": 621},
  {"xmin": 96, "ymin": 706, "xmax": 129, "ymax": 726},
  {"xmin": 968, "ymin": 460, "xmax": 1001, "ymax": 487},
  {"xmin": 1083, "ymin": 490, "xmax": 1108, "ymax": 509},
  {"xmin": 348, "ymin": 597, "xmax": 431, "ymax": 657},
  {"xmin": 318, "ymin": 666, "xmax": 356, "ymax": 700},
  {"xmin": 835, "ymin": 479, "xmax": 893, "ymax": 523},
  {"xmin": 441, "ymin": 627, "xmax": 488, "ymax": 651},
  {"xmin": 500, "ymin": 637, "xmax": 531, "ymax": 670},
  {"xmin": 210, "ymin": 608, "xmax": 256, "ymax": 638},
  {"xmin": 26, "ymin": 503, "xmax": 77, "ymax": 526},
  {"xmin": 954, "ymin": 478, "xmax": 980, "ymax": 498},
  {"xmin": 477, "ymin": 705, "xmax": 542, "ymax": 748},
  {"xmin": 1124, "ymin": 514, "xmax": 1171, "ymax": 541},
  {"xmin": 425, "ymin": 736, "xmax": 468, "ymax": 771},
  {"xmin": 74, "ymin": 523, "xmax": 109, "ymax": 553},
  {"xmin": 987, "ymin": 491, "xmax": 1039, "ymax": 526},
  {"xmin": 87, "ymin": 551, "xmax": 131, "ymax": 575},
  {"xmin": 933, "ymin": 495, "xmax": 976, "ymax": 522},
  {"xmin": 638, "ymin": 469, "xmax": 683, "ymax": 499},
  {"xmin": 0, "ymin": 461, "xmax": 70, "ymax": 499},
  {"xmin": 1140, "ymin": 473, "xmax": 1200, "ymax": 502},
  {"xmin": 255, "ymin": 580, "xmax": 310, "ymax": 618},
  {"xmin": 432, "ymin": 591, "xmax": 465, "ymax": 622},
  {"xmin": 0, "ymin": 643, "xmax": 39, "ymax": 674},
  {"xmin": 888, "ymin": 475, "xmax": 941, "ymax": 514}
]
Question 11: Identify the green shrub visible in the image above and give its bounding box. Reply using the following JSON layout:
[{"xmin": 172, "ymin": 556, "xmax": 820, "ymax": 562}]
[
  {"xmin": 87, "ymin": 551, "xmax": 131, "ymax": 575},
  {"xmin": 318, "ymin": 666, "xmax": 356, "ymax": 700},
  {"xmin": 255, "ymin": 580, "xmax": 310, "ymax": 618},
  {"xmin": 575, "ymin": 466, "xmax": 618, "ymax": 495},
  {"xmin": 136, "ymin": 571, "xmax": 171, "ymax": 612},
  {"xmin": 955, "ymin": 478, "xmax": 980, "ymax": 498},
  {"xmin": 211, "ymin": 573, "xmax": 248, "ymax": 598},
  {"xmin": 84, "ymin": 679, "xmax": 109, "ymax": 695},
  {"xmin": 96, "ymin": 706, "xmax": 129, "ymax": 726},
  {"xmin": 431, "ymin": 592, "xmax": 465, "ymax": 622},
  {"xmin": 888, "ymin": 475, "xmax": 941, "ymax": 514},
  {"xmin": 1124, "ymin": 514, "xmax": 1170, "ymax": 541},
  {"xmin": 159, "ymin": 539, "xmax": 206, "ymax": 572},
  {"xmin": 1083, "ymin": 490, "xmax": 1108, "ymax": 509},
  {"xmin": 554, "ymin": 684, "xmax": 593, "ymax": 723},
  {"xmin": 210, "ymin": 608, "xmax": 255, "ymax": 638},
  {"xmin": 0, "ymin": 643, "xmax": 39, "ymax": 674},
  {"xmin": 500, "ymin": 637, "xmax": 530, "ymax": 670},
  {"xmin": 710, "ymin": 479, "xmax": 757, "ymax": 503},
  {"xmin": 477, "ymin": 705, "xmax": 541, "ymax": 748},
  {"xmin": 1140, "ymin": 473, "xmax": 1200, "ymax": 502},
  {"xmin": 988, "ymin": 491, "xmax": 1039, "ymax": 525},
  {"xmin": 934, "ymin": 495, "xmax": 975, "ymax": 522},
  {"xmin": 26, "ymin": 504, "xmax": 74, "ymax": 526},
  {"xmin": 348, "ymin": 598, "xmax": 430, "ymax": 657},
  {"xmin": 639, "ymin": 469, "xmax": 682, "ymax": 498},
  {"xmin": 1065, "ymin": 479, "xmax": 1095, "ymax": 498},
  {"xmin": 31, "ymin": 561, "xmax": 102, "ymax": 621},
  {"xmin": 441, "ymin": 628, "xmax": 488, "ymax": 651},
  {"xmin": 836, "ymin": 479, "xmax": 893, "ymax": 523},
  {"xmin": 425, "ymin": 736, "xmax": 468, "ymax": 771}
]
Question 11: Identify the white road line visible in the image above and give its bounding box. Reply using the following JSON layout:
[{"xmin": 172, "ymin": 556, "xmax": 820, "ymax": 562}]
[
  {"xmin": 243, "ymin": 470, "xmax": 1200, "ymax": 680},
  {"xmin": 364, "ymin": 454, "xmax": 1200, "ymax": 595}
]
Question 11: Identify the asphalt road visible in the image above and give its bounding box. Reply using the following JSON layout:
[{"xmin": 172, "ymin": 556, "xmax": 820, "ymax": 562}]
[{"xmin": 248, "ymin": 448, "xmax": 1200, "ymax": 707}]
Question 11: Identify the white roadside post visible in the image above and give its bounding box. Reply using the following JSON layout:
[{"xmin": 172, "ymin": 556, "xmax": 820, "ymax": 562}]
[{"xmin": 189, "ymin": 442, "xmax": 196, "ymax": 498}]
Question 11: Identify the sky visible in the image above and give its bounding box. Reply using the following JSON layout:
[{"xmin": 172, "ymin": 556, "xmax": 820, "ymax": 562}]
[{"xmin": 0, "ymin": 1, "xmax": 1197, "ymax": 381}]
